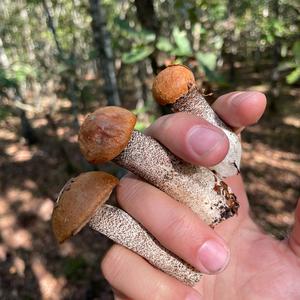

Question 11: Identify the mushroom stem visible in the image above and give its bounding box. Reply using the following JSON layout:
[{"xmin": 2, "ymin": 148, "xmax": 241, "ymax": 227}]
[
  {"xmin": 52, "ymin": 171, "xmax": 201, "ymax": 286},
  {"xmin": 89, "ymin": 204, "xmax": 201, "ymax": 286},
  {"xmin": 152, "ymin": 65, "xmax": 242, "ymax": 178},
  {"xmin": 78, "ymin": 107, "xmax": 239, "ymax": 226},
  {"xmin": 114, "ymin": 131, "xmax": 239, "ymax": 226},
  {"xmin": 172, "ymin": 86, "xmax": 241, "ymax": 177}
]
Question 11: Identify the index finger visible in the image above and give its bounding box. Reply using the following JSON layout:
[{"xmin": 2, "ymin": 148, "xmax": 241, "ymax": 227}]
[
  {"xmin": 212, "ymin": 91, "xmax": 267, "ymax": 129},
  {"xmin": 146, "ymin": 112, "xmax": 229, "ymax": 168}
]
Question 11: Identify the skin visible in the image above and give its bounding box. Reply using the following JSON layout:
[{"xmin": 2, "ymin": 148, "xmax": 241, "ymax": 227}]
[{"xmin": 100, "ymin": 91, "xmax": 300, "ymax": 300}]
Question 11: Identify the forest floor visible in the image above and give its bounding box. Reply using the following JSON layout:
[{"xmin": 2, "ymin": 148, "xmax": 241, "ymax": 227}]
[{"xmin": 0, "ymin": 68, "xmax": 300, "ymax": 299}]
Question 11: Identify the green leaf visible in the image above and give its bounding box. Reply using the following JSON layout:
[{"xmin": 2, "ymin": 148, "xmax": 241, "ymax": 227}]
[
  {"xmin": 156, "ymin": 37, "xmax": 173, "ymax": 52},
  {"xmin": 196, "ymin": 52, "xmax": 225, "ymax": 84},
  {"xmin": 292, "ymin": 41, "xmax": 300, "ymax": 63},
  {"xmin": 286, "ymin": 67, "xmax": 300, "ymax": 84},
  {"xmin": 9, "ymin": 63, "xmax": 37, "ymax": 83},
  {"xmin": 277, "ymin": 61, "xmax": 296, "ymax": 72},
  {"xmin": 134, "ymin": 121, "xmax": 147, "ymax": 132},
  {"xmin": 0, "ymin": 69, "xmax": 18, "ymax": 89},
  {"xmin": 122, "ymin": 46, "xmax": 154, "ymax": 64},
  {"xmin": 196, "ymin": 52, "xmax": 217, "ymax": 71},
  {"xmin": 115, "ymin": 17, "xmax": 155, "ymax": 44},
  {"xmin": 172, "ymin": 27, "xmax": 192, "ymax": 56}
]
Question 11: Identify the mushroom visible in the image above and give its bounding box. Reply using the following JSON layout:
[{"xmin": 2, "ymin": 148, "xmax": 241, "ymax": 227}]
[
  {"xmin": 51, "ymin": 171, "xmax": 201, "ymax": 286},
  {"xmin": 78, "ymin": 107, "xmax": 239, "ymax": 226},
  {"xmin": 152, "ymin": 64, "xmax": 242, "ymax": 178}
]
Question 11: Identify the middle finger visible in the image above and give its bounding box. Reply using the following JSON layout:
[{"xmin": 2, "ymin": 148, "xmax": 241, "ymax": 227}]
[{"xmin": 117, "ymin": 174, "xmax": 230, "ymax": 275}]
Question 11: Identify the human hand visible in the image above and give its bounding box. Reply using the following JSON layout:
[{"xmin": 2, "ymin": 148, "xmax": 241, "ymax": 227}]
[{"xmin": 101, "ymin": 91, "xmax": 300, "ymax": 300}]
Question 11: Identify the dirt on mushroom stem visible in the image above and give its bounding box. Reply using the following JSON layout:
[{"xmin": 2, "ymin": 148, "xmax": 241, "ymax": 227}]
[
  {"xmin": 77, "ymin": 106, "xmax": 239, "ymax": 225},
  {"xmin": 113, "ymin": 131, "xmax": 239, "ymax": 226}
]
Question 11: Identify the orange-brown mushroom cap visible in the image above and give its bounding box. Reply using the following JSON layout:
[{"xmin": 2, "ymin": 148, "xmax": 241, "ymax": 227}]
[
  {"xmin": 152, "ymin": 65, "xmax": 195, "ymax": 105},
  {"xmin": 51, "ymin": 171, "xmax": 119, "ymax": 243},
  {"xmin": 78, "ymin": 106, "xmax": 137, "ymax": 164}
]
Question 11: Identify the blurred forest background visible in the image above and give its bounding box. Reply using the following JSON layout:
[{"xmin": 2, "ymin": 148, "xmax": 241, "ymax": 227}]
[{"xmin": 0, "ymin": 0, "xmax": 299, "ymax": 299}]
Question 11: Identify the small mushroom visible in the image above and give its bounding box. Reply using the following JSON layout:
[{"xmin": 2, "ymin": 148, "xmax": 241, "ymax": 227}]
[
  {"xmin": 152, "ymin": 64, "xmax": 242, "ymax": 178},
  {"xmin": 51, "ymin": 171, "xmax": 201, "ymax": 286},
  {"xmin": 78, "ymin": 107, "xmax": 239, "ymax": 226}
]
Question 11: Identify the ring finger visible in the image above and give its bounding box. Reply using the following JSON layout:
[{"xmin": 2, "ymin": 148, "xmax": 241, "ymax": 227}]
[
  {"xmin": 117, "ymin": 174, "xmax": 230, "ymax": 275},
  {"xmin": 101, "ymin": 245, "xmax": 203, "ymax": 300}
]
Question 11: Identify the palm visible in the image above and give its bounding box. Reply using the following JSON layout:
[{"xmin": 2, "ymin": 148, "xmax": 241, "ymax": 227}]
[{"xmin": 196, "ymin": 176, "xmax": 300, "ymax": 300}]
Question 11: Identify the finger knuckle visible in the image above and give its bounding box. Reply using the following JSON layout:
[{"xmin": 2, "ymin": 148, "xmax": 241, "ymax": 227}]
[
  {"xmin": 153, "ymin": 114, "xmax": 180, "ymax": 135},
  {"xmin": 101, "ymin": 245, "xmax": 126, "ymax": 284},
  {"xmin": 117, "ymin": 176, "xmax": 144, "ymax": 208},
  {"xmin": 152, "ymin": 280, "xmax": 171, "ymax": 300},
  {"xmin": 162, "ymin": 208, "xmax": 194, "ymax": 242}
]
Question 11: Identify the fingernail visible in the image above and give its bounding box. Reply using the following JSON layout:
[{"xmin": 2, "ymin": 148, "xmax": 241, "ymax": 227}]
[
  {"xmin": 187, "ymin": 126, "xmax": 224, "ymax": 157},
  {"xmin": 185, "ymin": 292, "xmax": 202, "ymax": 300},
  {"xmin": 197, "ymin": 240, "xmax": 229, "ymax": 273}
]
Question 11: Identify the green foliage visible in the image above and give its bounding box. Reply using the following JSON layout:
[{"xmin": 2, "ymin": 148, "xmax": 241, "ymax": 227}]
[
  {"xmin": 0, "ymin": 69, "xmax": 18, "ymax": 90},
  {"xmin": 157, "ymin": 27, "xmax": 192, "ymax": 57},
  {"xmin": 115, "ymin": 17, "xmax": 156, "ymax": 64},
  {"xmin": 132, "ymin": 106, "xmax": 157, "ymax": 132},
  {"xmin": 122, "ymin": 46, "xmax": 154, "ymax": 64},
  {"xmin": 196, "ymin": 52, "xmax": 217, "ymax": 72},
  {"xmin": 156, "ymin": 37, "xmax": 173, "ymax": 52},
  {"xmin": 196, "ymin": 51, "xmax": 225, "ymax": 84},
  {"xmin": 286, "ymin": 68, "xmax": 300, "ymax": 85},
  {"xmin": 1, "ymin": 0, "xmax": 299, "ymax": 106},
  {"xmin": 292, "ymin": 41, "xmax": 300, "ymax": 64},
  {"xmin": 285, "ymin": 41, "xmax": 300, "ymax": 85},
  {"xmin": 9, "ymin": 63, "xmax": 37, "ymax": 83},
  {"xmin": 171, "ymin": 27, "xmax": 192, "ymax": 56},
  {"xmin": 115, "ymin": 18, "xmax": 156, "ymax": 44}
]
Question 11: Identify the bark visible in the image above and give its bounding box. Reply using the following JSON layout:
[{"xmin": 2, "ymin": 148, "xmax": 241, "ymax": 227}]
[
  {"xmin": 42, "ymin": 0, "xmax": 63, "ymax": 57},
  {"xmin": 269, "ymin": 0, "xmax": 281, "ymax": 113},
  {"xmin": 222, "ymin": 0, "xmax": 236, "ymax": 81},
  {"xmin": 20, "ymin": 7, "xmax": 36, "ymax": 62},
  {"xmin": 133, "ymin": 0, "xmax": 160, "ymax": 74},
  {"xmin": 89, "ymin": 0, "xmax": 121, "ymax": 106},
  {"xmin": 20, "ymin": 109, "xmax": 38, "ymax": 145}
]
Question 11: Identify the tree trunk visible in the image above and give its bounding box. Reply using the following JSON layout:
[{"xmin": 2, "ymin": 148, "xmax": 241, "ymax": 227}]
[
  {"xmin": 42, "ymin": 0, "xmax": 63, "ymax": 57},
  {"xmin": 133, "ymin": 0, "xmax": 160, "ymax": 74},
  {"xmin": 19, "ymin": 109, "xmax": 38, "ymax": 145},
  {"xmin": 269, "ymin": 0, "xmax": 281, "ymax": 113},
  {"xmin": 222, "ymin": 0, "xmax": 236, "ymax": 81},
  {"xmin": 89, "ymin": 0, "xmax": 121, "ymax": 106}
]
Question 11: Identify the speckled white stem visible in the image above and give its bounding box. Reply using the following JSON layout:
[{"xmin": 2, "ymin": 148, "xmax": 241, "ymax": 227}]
[
  {"xmin": 114, "ymin": 131, "xmax": 239, "ymax": 226},
  {"xmin": 89, "ymin": 204, "xmax": 201, "ymax": 286},
  {"xmin": 172, "ymin": 86, "xmax": 242, "ymax": 178}
]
